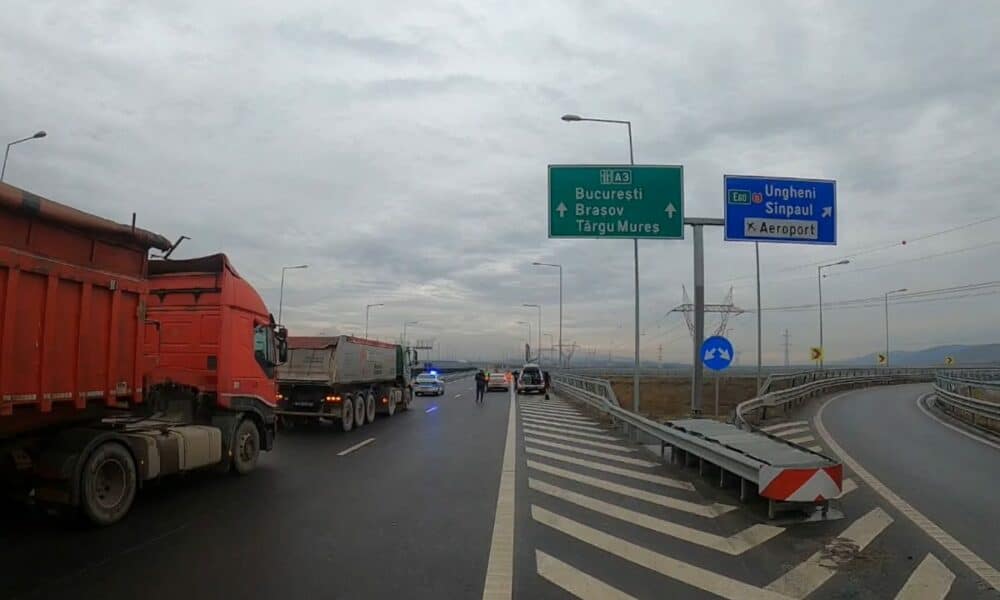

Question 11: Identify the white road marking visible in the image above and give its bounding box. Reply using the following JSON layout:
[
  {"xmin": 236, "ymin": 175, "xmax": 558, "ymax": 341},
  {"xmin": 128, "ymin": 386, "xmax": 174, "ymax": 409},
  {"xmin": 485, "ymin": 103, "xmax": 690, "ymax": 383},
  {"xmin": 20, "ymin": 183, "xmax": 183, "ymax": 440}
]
[
  {"xmin": 529, "ymin": 478, "xmax": 783, "ymax": 555},
  {"xmin": 766, "ymin": 507, "xmax": 893, "ymax": 598},
  {"xmin": 532, "ymin": 505, "xmax": 790, "ymax": 600},
  {"xmin": 337, "ymin": 437, "xmax": 375, "ymax": 456},
  {"xmin": 894, "ymin": 554, "xmax": 955, "ymax": 600},
  {"xmin": 519, "ymin": 408, "xmax": 592, "ymax": 422},
  {"xmin": 838, "ymin": 478, "xmax": 858, "ymax": 498},
  {"xmin": 770, "ymin": 426, "xmax": 811, "ymax": 437},
  {"xmin": 817, "ymin": 391, "xmax": 1000, "ymax": 592},
  {"xmin": 917, "ymin": 393, "xmax": 1000, "ymax": 451},
  {"xmin": 535, "ymin": 550, "xmax": 637, "ymax": 600},
  {"xmin": 520, "ymin": 413, "xmax": 599, "ymax": 428},
  {"xmin": 527, "ymin": 460, "xmax": 728, "ymax": 517},
  {"xmin": 525, "ymin": 438, "xmax": 654, "ymax": 466},
  {"xmin": 806, "ymin": 445, "xmax": 823, "ymax": 452},
  {"xmin": 760, "ymin": 420, "xmax": 809, "ymax": 433},
  {"xmin": 521, "ymin": 416, "xmax": 604, "ymax": 432},
  {"xmin": 523, "ymin": 430, "xmax": 635, "ymax": 452},
  {"xmin": 481, "ymin": 385, "xmax": 517, "ymax": 600},
  {"xmin": 521, "ymin": 403, "xmax": 581, "ymax": 414},
  {"xmin": 455, "ymin": 394, "xmax": 462, "ymax": 398},
  {"xmin": 785, "ymin": 435, "xmax": 815, "ymax": 445},
  {"xmin": 523, "ymin": 424, "xmax": 617, "ymax": 441},
  {"xmin": 425, "ymin": 405, "xmax": 439, "ymax": 413},
  {"xmin": 526, "ymin": 447, "xmax": 690, "ymax": 489}
]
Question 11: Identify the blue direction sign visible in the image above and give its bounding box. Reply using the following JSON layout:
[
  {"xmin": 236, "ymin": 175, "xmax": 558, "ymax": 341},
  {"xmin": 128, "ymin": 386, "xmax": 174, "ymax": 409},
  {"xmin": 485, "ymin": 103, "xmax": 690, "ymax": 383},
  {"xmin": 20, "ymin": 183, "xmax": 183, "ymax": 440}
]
[
  {"xmin": 701, "ymin": 335, "xmax": 734, "ymax": 371},
  {"xmin": 724, "ymin": 175, "xmax": 837, "ymax": 245}
]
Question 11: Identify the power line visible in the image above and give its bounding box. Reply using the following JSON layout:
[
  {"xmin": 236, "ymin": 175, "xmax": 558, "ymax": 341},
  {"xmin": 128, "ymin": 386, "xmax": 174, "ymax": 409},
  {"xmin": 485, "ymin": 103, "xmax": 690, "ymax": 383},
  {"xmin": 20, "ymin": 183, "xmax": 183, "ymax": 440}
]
[{"xmin": 751, "ymin": 280, "xmax": 1000, "ymax": 313}]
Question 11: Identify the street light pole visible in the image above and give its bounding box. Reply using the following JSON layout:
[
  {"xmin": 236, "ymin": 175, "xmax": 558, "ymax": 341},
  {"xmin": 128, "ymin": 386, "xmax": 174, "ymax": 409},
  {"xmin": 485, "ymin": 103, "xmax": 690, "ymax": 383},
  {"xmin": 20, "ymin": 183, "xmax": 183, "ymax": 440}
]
[
  {"xmin": 277, "ymin": 264, "xmax": 308, "ymax": 325},
  {"xmin": 561, "ymin": 113, "xmax": 640, "ymax": 413},
  {"xmin": 1, "ymin": 130, "xmax": 47, "ymax": 183},
  {"xmin": 365, "ymin": 303, "xmax": 384, "ymax": 339},
  {"xmin": 402, "ymin": 320, "xmax": 419, "ymax": 345},
  {"xmin": 516, "ymin": 320, "xmax": 532, "ymax": 361},
  {"xmin": 883, "ymin": 288, "xmax": 907, "ymax": 366},
  {"xmin": 523, "ymin": 304, "xmax": 541, "ymax": 365},
  {"xmin": 817, "ymin": 259, "xmax": 850, "ymax": 368},
  {"xmin": 532, "ymin": 262, "xmax": 563, "ymax": 367}
]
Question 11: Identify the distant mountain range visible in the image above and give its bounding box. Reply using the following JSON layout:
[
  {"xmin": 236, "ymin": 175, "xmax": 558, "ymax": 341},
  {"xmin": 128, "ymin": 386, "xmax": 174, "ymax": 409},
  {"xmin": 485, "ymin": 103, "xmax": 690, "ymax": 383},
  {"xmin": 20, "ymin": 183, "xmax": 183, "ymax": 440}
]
[{"xmin": 837, "ymin": 344, "xmax": 1000, "ymax": 367}]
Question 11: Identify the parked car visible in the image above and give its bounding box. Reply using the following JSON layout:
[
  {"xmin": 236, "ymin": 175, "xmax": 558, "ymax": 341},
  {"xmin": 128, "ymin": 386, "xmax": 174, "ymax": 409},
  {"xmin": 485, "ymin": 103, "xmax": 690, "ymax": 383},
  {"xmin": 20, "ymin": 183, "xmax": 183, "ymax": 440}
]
[
  {"xmin": 413, "ymin": 372, "xmax": 445, "ymax": 396},
  {"xmin": 487, "ymin": 371, "xmax": 511, "ymax": 392},
  {"xmin": 516, "ymin": 364, "xmax": 547, "ymax": 395}
]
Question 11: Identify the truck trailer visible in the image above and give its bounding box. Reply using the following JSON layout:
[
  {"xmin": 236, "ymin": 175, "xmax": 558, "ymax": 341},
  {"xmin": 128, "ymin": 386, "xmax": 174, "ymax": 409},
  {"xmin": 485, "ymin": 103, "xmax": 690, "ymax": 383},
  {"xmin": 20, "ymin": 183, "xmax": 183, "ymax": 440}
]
[
  {"xmin": 0, "ymin": 182, "xmax": 285, "ymax": 525},
  {"xmin": 276, "ymin": 336, "xmax": 413, "ymax": 431}
]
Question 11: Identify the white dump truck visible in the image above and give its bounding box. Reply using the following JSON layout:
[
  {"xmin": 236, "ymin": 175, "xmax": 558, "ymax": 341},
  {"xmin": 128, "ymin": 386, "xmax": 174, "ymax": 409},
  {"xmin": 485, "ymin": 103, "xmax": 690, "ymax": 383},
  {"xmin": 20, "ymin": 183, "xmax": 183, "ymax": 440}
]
[{"xmin": 275, "ymin": 336, "xmax": 415, "ymax": 431}]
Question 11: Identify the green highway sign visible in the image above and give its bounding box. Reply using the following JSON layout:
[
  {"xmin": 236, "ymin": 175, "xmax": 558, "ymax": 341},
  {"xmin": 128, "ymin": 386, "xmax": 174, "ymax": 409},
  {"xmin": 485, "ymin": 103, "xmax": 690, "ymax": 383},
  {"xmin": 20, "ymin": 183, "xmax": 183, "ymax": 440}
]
[{"xmin": 548, "ymin": 165, "xmax": 684, "ymax": 239}]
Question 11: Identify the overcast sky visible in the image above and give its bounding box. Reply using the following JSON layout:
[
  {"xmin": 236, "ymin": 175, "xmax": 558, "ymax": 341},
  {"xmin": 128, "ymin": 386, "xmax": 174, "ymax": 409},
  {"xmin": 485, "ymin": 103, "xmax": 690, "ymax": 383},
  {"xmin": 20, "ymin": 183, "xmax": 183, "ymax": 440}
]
[{"xmin": 3, "ymin": 1, "xmax": 999, "ymax": 364}]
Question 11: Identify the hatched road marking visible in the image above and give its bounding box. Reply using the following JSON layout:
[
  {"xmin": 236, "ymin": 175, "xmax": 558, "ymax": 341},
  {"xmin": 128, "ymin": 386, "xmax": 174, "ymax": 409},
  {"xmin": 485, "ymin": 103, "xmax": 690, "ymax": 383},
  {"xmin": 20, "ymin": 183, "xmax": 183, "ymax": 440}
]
[
  {"xmin": 532, "ymin": 505, "xmax": 791, "ymax": 600},
  {"xmin": 527, "ymin": 460, "xmax": 729, "ymax": 517},
  {"xmin": 520, "ymin": 413, "xmax": 601, "ymax": 428},
  {"xmin": 770, "ymin": 426, "xmax": 811, "ymax": 437},
  {"xmin": 817, "ymin": 391, "xmax": 1000, "ymax": 592},
  {"xmin": 521, "ymin": 416, "xmax": 604, "ymax": 432},
  {"xmin": 785, "ymin": 435, "xmax": 814, "ymax": 445},
  {"xmin": 765, "ymin": 507, "xmax": 893, "ymax": 598},
  {"xmin": 526, "ymin": 447, "xmax": 691, "ymax": 490},
  {"xmin": 518, "ymin": 409, "xmax": 593, "ymax": 423},
  {"xmin": 529, "ymin": 478, "xmax": 784, "ymax": 555},
  {"xmin": 337, "ymin": 437, "xmax": 375, "ymax": 456},
  {"xmin": 894, "ymin": 554, "xmax": 955, "ymax": 600},
  {"xmin": 535, "ymin": 550, "xmax": 637, "ymax": 600},
  {"xmin": 760, "ymin": 420, "xmax": 809, "ymax": 433},
  {"xmin": 524, "ymin": 437, "xmax": 655, "ymax": 466},
  {"xmin": 522, "ymin": 430, "xmax": 635, "ymax": 452},
  {"xmin": 524, "ymin": 424, "xmax": 617, "ymax": 441}
]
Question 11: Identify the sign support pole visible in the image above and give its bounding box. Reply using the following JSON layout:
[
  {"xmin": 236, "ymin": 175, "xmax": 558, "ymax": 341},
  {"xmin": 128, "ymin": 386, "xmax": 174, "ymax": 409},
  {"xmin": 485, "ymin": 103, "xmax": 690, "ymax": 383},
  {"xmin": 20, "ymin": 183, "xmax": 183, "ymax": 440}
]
[
  {"xmin": 755, "ymin": 242, "xmax": 762, "ymax": 393},
  {"xmin": 686, "ymin": 217, "xmax": 724, "ymax": 415}
]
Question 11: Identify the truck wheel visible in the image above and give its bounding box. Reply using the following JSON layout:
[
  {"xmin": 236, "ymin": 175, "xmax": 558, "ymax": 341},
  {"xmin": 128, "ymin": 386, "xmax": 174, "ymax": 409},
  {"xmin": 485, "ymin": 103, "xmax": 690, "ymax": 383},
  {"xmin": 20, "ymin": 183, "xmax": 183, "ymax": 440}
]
[
  {"xmin": 365, "ymin": 393, "xmax": 376, "ymax": 424},
  {"xmin": 353, "ymin": 393, "xmax": 366, "ymax": 428},
  {"xmin": 401, "ymin": 389, "xmax": 412, "ymax": 411},
  {"xmin": 232, "ymin": 418, "xmax": 260, "ymax": 475},
  {"xmin": 341, "ymin": 398, "xmax": 354, "ymax": 432},
  {"xmin": 386, "ymin": 391, "xmax": 397, "ymax": 417},
  {"xmin": 80, "ymin": 441, "xmax": 137, "ymax": 526}
]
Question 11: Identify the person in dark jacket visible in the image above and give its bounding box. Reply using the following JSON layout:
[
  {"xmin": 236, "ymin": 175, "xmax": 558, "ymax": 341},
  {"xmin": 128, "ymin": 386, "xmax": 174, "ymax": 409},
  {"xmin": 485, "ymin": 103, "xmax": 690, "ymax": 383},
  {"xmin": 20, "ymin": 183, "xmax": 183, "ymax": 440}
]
[
  {"xmin": 543, "ymin": 371, "xmax": 552, "ymax": 400},
  {"xmin": 474, "ymin": 370, "xmax": 487, "ymax": 404}
]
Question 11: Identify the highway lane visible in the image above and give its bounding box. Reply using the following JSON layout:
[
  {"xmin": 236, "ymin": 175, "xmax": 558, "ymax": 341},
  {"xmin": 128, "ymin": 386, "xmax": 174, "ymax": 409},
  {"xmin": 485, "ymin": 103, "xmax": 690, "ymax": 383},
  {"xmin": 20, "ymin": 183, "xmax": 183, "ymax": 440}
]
[
  {"xmin": 817, "ymin": 384, "xmax": 1000, "ymax": 584},
  {"xmin": 0, "ymin": 374, "xmax": 512, "ymax": 600}
]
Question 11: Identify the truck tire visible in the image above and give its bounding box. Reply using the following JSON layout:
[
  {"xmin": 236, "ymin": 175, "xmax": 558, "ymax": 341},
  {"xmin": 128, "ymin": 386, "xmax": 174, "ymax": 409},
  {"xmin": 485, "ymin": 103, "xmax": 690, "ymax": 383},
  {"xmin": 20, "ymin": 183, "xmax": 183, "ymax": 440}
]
[
  {"xmin": 80, "ymin": 441, "xmax": 137, "ymax": 526},
  {"xmin": 353, "ymin": 393, "xmax": 366, "ymax": 428},
  {"xmin": 386, "ymin": 390, "xmax": 397, "ymax": 417},
  {"xmin": 365, "ymin": 393, "xmax": 376, "ymax": 424},
  {"xmin": 232, "ymin": 418, "xmax": 260, "ymax": 475},
  {"xmin": 401, "ymin": 388, "xmax": 412, "ymax": 411},
  {"xmin": 341, "ymin": 398, "xmax": 354, "ymax": 432}
]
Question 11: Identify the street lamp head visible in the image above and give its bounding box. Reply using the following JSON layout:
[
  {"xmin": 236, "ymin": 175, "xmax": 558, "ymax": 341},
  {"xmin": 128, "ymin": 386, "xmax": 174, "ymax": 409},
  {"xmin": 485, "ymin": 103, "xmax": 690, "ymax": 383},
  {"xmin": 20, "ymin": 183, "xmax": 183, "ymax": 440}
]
[
  {"xmin": 285, "ymin": 264, "xmax": 308, "ymax": 270},
  {"xmin": 837, "ymin": 259, "xmax": 850, "ymax": 265},
  {"xmin": 33, "ymin": 131, "xmax": 47, "ymax": 139},
  {"xmin": 561, "ymin": 114, "xmax": 582, "ymax": 122},
  {"xmin": 522, "ymin": 303, "xmax": 539, "ymax": 308}
]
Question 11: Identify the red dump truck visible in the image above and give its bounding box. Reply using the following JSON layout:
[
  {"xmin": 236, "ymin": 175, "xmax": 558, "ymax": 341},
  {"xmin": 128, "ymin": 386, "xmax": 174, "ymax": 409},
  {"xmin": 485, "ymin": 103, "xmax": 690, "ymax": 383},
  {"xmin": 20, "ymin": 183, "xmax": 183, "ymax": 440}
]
[
  {"xmin": 0, "ymin": 182, "xmax": 285, "ymax": 525},
  {"xmin": 276, "ymin": 336, "xmax": 414, "ymax": 432}
]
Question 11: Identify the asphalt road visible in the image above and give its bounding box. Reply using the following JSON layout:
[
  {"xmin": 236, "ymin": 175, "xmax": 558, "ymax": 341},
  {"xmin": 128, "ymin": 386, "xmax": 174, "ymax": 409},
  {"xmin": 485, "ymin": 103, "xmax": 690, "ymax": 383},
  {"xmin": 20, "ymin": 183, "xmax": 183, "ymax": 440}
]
[
  {"xmin": 817, "ymin": 383, "xmax": 1000, "ymax": 574},
  {"xmin": 0, "ymin": 375, "xmax": 510, "ymax": 600}
]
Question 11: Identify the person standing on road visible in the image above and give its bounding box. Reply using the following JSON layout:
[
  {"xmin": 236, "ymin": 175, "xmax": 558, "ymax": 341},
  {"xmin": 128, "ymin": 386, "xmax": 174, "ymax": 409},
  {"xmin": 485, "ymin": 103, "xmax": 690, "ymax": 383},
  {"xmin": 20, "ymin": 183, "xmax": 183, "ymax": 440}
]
[{"xmin": 475, "ymin": 370, "xmax": 487, "ymax": 404}]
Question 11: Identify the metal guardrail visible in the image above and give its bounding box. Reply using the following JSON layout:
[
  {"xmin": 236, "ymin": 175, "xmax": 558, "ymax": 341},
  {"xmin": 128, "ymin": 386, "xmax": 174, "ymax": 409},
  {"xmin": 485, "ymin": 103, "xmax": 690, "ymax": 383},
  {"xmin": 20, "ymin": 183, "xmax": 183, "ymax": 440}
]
[{"xmin": 933, "ymin": 373, "xmax": 1000, "ymax": 430}]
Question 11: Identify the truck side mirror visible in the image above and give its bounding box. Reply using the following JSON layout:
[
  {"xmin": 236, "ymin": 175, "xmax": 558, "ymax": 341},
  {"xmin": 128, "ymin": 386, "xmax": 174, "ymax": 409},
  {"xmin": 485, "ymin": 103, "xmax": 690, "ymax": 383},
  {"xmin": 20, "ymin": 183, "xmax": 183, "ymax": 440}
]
[
  {"xmin": 412, "ymin": 350, "xmax": 419, "ymax": 365},
  {"xmin": 278, "ymin": 338, "xmax": 288, "ymax": 364}
]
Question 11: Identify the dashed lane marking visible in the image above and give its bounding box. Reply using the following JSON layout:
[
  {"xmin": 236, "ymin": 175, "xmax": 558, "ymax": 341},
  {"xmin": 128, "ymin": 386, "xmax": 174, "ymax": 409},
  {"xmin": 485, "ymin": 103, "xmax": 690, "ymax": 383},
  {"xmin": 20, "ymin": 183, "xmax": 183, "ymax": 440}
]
[
  {"xmin": 765, "ymin": 507, "xmax": 894, "ymax": 598},
  {"xmin": 529, "ymin": 478, "xmax": 784, "ymax": 555},
  {"xmin": 481, "ymin": 383, "xmax": 517, "ymax": 599},
  {"xmin": 760, "ymin": 420, "xmax": 809, "ymax": 433},
  {"xmin": 521, "ymin": 416, "xmax": 604, "ymax": 432},
  {"xmin": 526, "ymin": 447, "xmax": 691, "ymax": 490},
  {"xmin": 337, "ymin": 437, "xmax": 375, "ymax": 456},
  {"xmin": 522, "ymin": 430, "xmax": 635, "ymax": 452},
  {"xmin": 816, "ymin": 391, "xmax": 1000, "ymax": 591},
  {"xmin": 527, "ymin": 460, "xmax": 729, "ymax": 517},
  {"xmin": 524, "ymin": 437, "xmax": 655, "ymax": 466},
  {"xmin": 535, "ymin": 550, "xmax": 637, "ymax": 600},
  {"xmin": 532, "ymin": 505, "xmax": 790, "ymax": 600},
  {"xmin": 523, "ymin": 424, "xmax": 617, "ymax": 441},
  {"xmin": 425, "ymin": 406, "xmax": 439, "ymax": 414},
  {"xmin": 894, "ymin": 554, "xmax": 955, "ymax": 600}
]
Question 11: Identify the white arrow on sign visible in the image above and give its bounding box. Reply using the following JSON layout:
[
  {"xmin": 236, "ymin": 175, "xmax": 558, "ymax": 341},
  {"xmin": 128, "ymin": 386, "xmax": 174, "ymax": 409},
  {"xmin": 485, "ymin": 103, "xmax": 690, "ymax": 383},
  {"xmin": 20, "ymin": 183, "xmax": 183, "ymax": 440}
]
[
  {"xmin": 556, "ymin": 203, "xmax": 567, "ymax": 218},
  {"xmin": 665, "ymin": 203, "xmax": 676, "ymax": 218},
  {"xmin": 822, "ymin": 206, "xmax": 832, "ymax": 218}
]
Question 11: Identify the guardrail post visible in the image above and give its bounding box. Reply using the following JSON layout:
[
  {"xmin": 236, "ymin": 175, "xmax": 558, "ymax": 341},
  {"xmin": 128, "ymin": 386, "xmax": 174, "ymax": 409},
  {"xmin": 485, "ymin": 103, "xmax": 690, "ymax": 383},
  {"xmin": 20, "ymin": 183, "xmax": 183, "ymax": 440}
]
[{"xmin": 740, "ymin": 478, "xmax": 750, "ymax": 502}]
